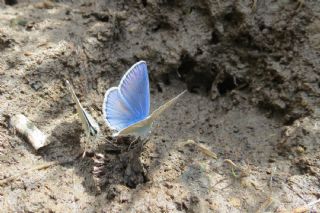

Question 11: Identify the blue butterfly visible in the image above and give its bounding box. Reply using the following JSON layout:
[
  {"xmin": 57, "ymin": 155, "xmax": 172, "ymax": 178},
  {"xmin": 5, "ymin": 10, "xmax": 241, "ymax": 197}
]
[{"xmin": 103, "ymin": 61, "xmax": 186, "ymax": 138}]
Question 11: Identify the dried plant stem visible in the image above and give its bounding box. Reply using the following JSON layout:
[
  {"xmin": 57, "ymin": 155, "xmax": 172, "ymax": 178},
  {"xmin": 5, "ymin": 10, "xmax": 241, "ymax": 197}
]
[
  {"xmin": 292, "ymin": 198, "xmax": 320, "ymax": 213},
  {"xmin": 183, "ymin": 139, "xmax": 217, "ymax": 159}
]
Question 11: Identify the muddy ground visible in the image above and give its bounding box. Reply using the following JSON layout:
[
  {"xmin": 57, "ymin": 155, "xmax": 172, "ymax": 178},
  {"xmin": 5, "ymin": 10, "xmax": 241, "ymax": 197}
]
[{"xmin": 0, "ymin": 0, "xmax": 320, "ymax": 212}]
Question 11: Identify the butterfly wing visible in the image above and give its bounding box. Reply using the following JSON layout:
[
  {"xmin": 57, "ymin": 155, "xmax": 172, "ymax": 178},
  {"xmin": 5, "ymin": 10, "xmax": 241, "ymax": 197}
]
[
  {"xmin": 119, "ymin": 61, "xmax": 150, "ymax": 119},
  {"xmin": 103, "ymin": 61, "xmax": 150, "ymax": 132},
  {"xmin": 66, "ymin": 80, "xmax": 100, "ymax": 138},
  {"xmin": 114, "ymin": 117, "xmax": 153, "ymax": 137},
  {"xmin": 149, "ymin": 90, "xmax": 187, "ymax": 121},
  {"xmin": 116, "ymin": 90, "xmax": 187, "ymax": 137},
  {"xmin": 103, "ymin": 87, "xmax": 142, "ymax": 131},
  {"xmin": 84, "ymin": 110, "xmax": 100, "ymax": 137}
]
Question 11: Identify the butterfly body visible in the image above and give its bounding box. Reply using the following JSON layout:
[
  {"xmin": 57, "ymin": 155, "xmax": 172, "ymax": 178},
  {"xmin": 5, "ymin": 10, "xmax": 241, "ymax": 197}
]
[{"xmin": 103, "ymin": 61, "xmax": 186, "ymax": 138}]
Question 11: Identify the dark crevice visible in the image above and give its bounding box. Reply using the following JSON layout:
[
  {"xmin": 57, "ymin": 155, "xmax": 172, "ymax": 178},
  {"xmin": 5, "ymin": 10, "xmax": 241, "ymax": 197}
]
[
  {"xmin": 217, "ymin": 75, "xmax": 237, "ymax": 95},
  {"xmin": 160, "ymin": 73, "xmax": 171, "ymax": 85},
  {"xmin": 156, "ymin": 83, "xmax": 163, "ymax": 92},
  {"xmin": 234, "ymin": 32, "xmax": 254, "ymax": 47},
  {"xmin": 210, "ymin": 31, "xmax": 220, "ymax": 44},
  {"xmin": 284, "ymin": 113, "xmax": 304, "ymax": 126},
  {"xmin": 141, "ymin": 0, "xmax": 147, "ymax": 7},
  {"xmin": 187, "ymin": 72, "xmax": 213, "ymax": 94},
  {"xmin": 4, "ymin": 0, "xmax": 17, "ymax": 5},
  {"xmin": 151, "ymin": 21, "xmax": 173, "ymax": 32},
  {"xmin": 178, "ymin": 53, "xmax": 196, "ymax": 77},
  {"xmin": 223, "ymin": 6, "xmax": 244, "ymax": 27},
  {"xmin": 178, "ymin": 53, "xmax": 214, "ymax": 94}
]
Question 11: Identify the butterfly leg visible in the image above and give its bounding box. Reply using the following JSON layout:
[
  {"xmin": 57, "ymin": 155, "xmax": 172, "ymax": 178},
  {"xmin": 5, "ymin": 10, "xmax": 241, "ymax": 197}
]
[
  {"xmin": 142, "ymin": 137, "xmax": 150, "ymax": 146},
  {"xmin": 81, "ymin": 135, "xmax": 99, "ymax": 158},
  {"xmin": 81, "ymin": 136, "xmax": 91, "ymax": 158},
  {"xmin": 128, "ymin": 137, "xmax": 140, "ymax": 150}
]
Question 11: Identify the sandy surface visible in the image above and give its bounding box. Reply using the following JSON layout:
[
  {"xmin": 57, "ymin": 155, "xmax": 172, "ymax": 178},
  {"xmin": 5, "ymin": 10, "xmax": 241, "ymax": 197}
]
[{"xmin": 0, "ymin": 0, "xmax": 320, "ymax": 212}]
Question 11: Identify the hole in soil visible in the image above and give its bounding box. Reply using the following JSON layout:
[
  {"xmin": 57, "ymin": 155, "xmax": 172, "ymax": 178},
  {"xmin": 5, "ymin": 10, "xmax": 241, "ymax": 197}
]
[
  {"xmin": 156, "ymin": 83, "xmax": 163, "ymax": 92},
  {"xmin": 196, "ymin": 47, "xmax": 203, "ymax": 56},
  {"xmin": 141, "ymin": 0, "xmax": 147, "ymax": 7},
  {"xmin": 234, "ymin": 32, "xmax": 254, "ymax": 48},
  {"xmin": 4, "ymin": 0, "xmax": 17, "ymax": 5},
  {"xmin": 178, "ymin": 53, "xmax": 214, "ymax": 94},
  {"xmin": 151, "ymin": 21, "xmax": 172, "ymax": 32},
  {"xmin": 178, "ymin": 53, "xmax": 196, "ymax": 77},
  {"xmin": 217, "ymin": 75, "xmax": 237, "ymax": 95},
  {"xmin": 259, "ymin": 23, "xmax": 265, "ymax": 31},
  {"xmin": 160, "ymin": 73, "xmax": 171, "ymax": 85},
  {"xmin": 223, "ymin": 7, "xmax": 244, "ymax": 26},
  {"xmin": 210, "ymin": 31, "xmax": 220, "ymax": 44},
  {"xmin": 187, "ymin": 72, "xmax": 213, "ymax": 94},
  {"xmin": 151, "ymin": 15, "xmax": 173, "ymax": 32},
  {"xmin": 284, "ymin": 114, "xmax": 301, "ymax": 126}
]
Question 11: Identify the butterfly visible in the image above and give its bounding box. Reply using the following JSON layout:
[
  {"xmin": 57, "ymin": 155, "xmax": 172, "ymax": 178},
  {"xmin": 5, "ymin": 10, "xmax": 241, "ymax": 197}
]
[
  {"xmin": 103, "ymin": 61, "xmax": 186, "ymax": 138},
  {"xmin": 66, "ymin": 80, "xmax": 100, "ymax": 138}
]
